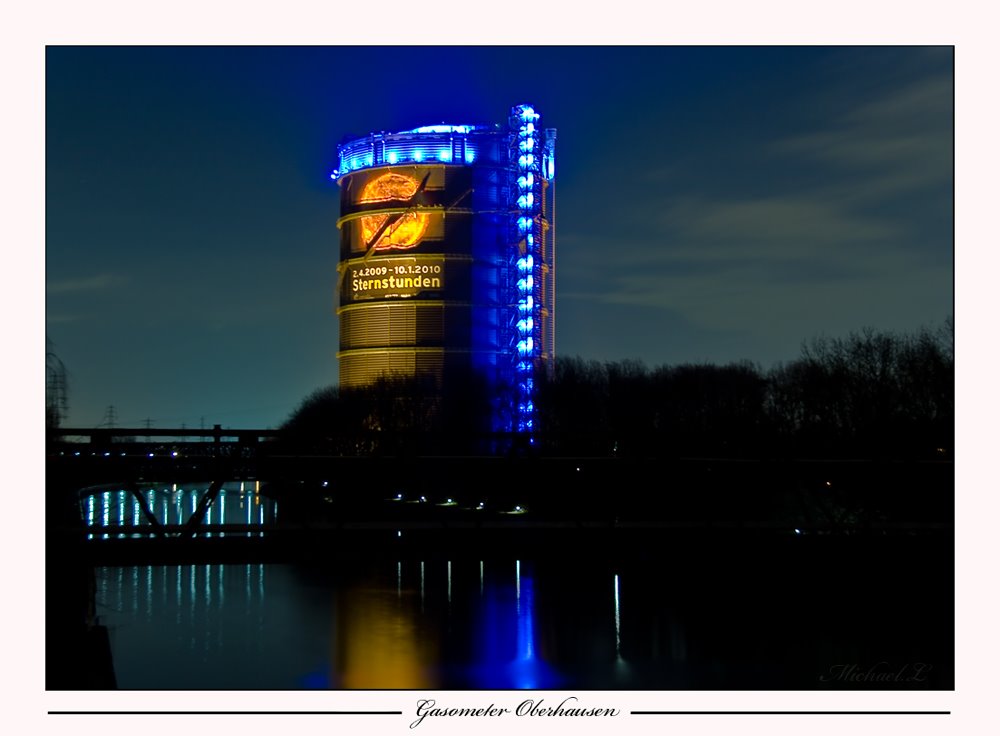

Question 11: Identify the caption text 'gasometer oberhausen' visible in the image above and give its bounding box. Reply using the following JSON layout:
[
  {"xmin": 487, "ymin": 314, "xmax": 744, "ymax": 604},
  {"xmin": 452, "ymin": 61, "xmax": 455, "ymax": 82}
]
[{"xmin": 410, "ymin": 697, "xmax": 619, "ymax": 728}]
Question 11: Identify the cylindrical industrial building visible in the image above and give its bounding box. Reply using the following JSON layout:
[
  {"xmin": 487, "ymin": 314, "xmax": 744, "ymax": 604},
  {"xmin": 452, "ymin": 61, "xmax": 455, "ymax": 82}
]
[{"xmin": 332, "ymin": 104, "xmax": 556, "ymax": 435}]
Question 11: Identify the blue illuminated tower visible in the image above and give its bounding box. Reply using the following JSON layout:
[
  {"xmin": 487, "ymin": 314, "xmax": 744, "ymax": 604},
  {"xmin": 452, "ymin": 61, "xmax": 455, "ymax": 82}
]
[{"xmin": 332, "ymin": 104, "xmax": 556, "ymax": 440}]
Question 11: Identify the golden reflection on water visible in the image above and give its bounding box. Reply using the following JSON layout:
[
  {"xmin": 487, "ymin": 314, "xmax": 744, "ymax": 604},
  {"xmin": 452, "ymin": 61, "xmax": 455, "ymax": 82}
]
[{"xmin": 334, "ymin": 581, "xmax": 439, "ymax": 689}]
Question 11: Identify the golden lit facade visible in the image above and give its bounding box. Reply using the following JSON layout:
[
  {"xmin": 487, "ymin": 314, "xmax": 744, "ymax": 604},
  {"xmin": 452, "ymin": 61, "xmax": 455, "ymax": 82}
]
[{"xmin": 336, "ymin": 163, "xmax": 462, "ymax": 388}]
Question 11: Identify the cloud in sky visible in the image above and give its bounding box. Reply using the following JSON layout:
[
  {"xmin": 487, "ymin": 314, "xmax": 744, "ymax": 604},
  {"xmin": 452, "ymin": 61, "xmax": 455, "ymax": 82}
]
[
  {"xmin": 774, "ymin": 73, "xmax": 952, "ymax": 203},
  {"xmin": 657, "ymin": 195, "xmax": 902, "ymax": 253},
  {"xmin": 47, "ymin": 272, "xmax": 121, "ymax": 294},
  {"xmin": 559, "ymin": 62, "xmax": 952, "ymax": 361},
  {"xmin": 45, "ymin": 313, "xmax": 85, "ymax": 324}
]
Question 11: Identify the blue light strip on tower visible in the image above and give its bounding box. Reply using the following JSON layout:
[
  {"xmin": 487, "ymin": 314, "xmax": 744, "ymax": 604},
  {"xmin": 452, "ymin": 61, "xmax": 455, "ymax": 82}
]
[
  {"xmin": 510, "ymin": 104, "xmax": 542, "ymax": 436},
  {"xmin": 330, "ymin": 126, "xmax": 489, "ymax": 180}
]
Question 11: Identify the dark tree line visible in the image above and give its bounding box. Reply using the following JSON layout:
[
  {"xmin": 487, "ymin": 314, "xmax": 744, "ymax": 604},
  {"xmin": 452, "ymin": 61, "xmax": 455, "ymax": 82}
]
[
  {"xmin": 537, "ymin": 357, "xmax": 770, "ymax": 457},
  {"xmin": 279, "ymin": 371, "xmax": 491, "ymax": 455},
  {"xmin": 765, "ymin": 324, "xmax": 953, "ymax": 458},
  {"xmin": 281, "ymin": 323, "xmax": 953, "ymax": 460},
  {"xmin": 539, "ymin": 323, "xmax": 952, "ymax": 459}
]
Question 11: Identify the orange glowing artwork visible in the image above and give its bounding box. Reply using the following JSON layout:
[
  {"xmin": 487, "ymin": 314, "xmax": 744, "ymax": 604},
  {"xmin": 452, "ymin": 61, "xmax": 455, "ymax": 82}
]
[{"xmin": 359, "ymin": 173, "xmax": 429, "ymax": 250}]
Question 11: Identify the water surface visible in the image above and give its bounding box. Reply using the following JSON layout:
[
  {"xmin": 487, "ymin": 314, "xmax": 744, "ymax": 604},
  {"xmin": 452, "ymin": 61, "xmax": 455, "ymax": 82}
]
[{"xmin": 95, "ymin": 541, "xmax": 952, "ymax": 689}]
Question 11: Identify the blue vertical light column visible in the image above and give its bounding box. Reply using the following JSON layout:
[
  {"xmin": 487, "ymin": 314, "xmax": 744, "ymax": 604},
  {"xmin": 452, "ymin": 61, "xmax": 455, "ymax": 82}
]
[{"xmin": 511, "ymin": 104, "xmax": 541, "ymax": 435}]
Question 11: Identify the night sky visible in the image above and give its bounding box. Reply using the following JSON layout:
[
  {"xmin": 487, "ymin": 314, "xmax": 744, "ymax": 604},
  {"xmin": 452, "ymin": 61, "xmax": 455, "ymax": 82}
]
[{"xmin": 46, "ymin": 46, "xmax": 953, "ymax": 430}]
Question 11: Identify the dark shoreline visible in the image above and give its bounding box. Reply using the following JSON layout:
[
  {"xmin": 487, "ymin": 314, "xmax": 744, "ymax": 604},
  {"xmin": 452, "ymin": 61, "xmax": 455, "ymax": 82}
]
[{"xmin": 60, "ymin": 521, "xmax": 953, "ymax": 566}]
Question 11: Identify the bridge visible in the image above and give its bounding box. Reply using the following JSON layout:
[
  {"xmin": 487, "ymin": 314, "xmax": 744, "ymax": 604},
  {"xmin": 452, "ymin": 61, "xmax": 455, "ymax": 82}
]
[{"xmin": 47, "ymin": 424, "xmax": 638, "ymax": 553}]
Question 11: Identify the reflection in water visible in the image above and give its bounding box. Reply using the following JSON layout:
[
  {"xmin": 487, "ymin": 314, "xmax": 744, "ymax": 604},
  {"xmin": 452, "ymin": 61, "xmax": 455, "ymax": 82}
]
[
  {"xmin": 130, "ymin": 567, "xmax": 138, "ymax": 618},
  {"xmin": 471, "ymin": 560, "xmax": 560, "ymax": 689},
  {"xmin": 612, "ymin": 573, "xmax": 632, "ymax": 684},
  {"xmin": 334, "ymin": 576, "xmax": 439, "ymax": 689},
  {"xmin": 97, "ymin": 562, "xmax": 269, "ymax": 687},
  {"xmin": 514, "ymin": 561, "xmax": 537, "ymax": 679},
  {"xmin": 96, "ymin": 559, "xmax": 575, "ymax": 689},
  {"xmin": 175, "ymin": 565, "xmax": 182, "ymax": 625},
  {"xmin": 614, "ymin": 574, "xmax": 621, "ymax": 656},
  {"xmin": 85, "ymin": 536, "xmax": 950, "ymax": 690},
  {"xmin": 116, "ymin": 568, "xmax": 123, "ymax": 616}
]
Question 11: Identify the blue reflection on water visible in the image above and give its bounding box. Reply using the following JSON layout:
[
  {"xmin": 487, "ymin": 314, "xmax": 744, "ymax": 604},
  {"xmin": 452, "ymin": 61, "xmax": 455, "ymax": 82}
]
[
  {"xmin": 470, "ymin": 561, "xmax": 560, "ymax": 689},
  {"xmin": 301, "ymin": 668, "xmax": 331, "ymax": 689}
]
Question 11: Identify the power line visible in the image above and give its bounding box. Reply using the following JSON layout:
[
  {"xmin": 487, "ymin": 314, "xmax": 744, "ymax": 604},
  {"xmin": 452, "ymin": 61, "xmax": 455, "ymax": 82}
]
[{"xmin": 100, "ymin": 405, "xmax": 117, "ymax": 429}]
